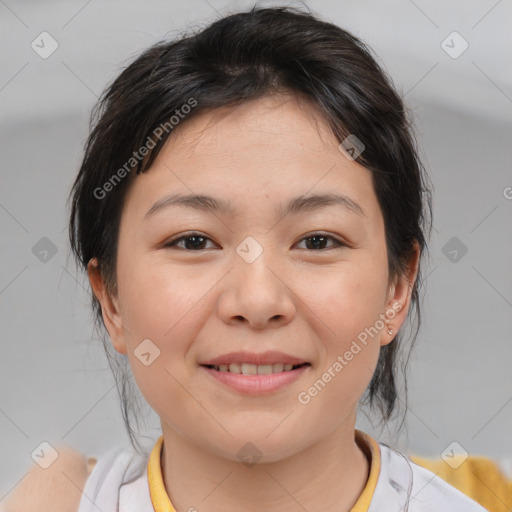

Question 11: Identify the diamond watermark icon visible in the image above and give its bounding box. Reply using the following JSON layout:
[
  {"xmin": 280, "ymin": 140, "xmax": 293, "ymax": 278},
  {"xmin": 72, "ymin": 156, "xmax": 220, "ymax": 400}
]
[
  {"xmin": 31, "ymin": 441, "xmax": 59, "ymax": 469},
  {"xmin": 237, "ymin": 442, "xmax": 263, "ymax": 468},
  {"xmin": 31, "ymin": 32, "xmax": 59, "ymax": 59},
  {"xmin": 441, "ymin": 441, "xmax": 469, "ymax": 469},
  {"xmin": 236, "ymin": 236, "xmax": 263, "ymax": 264},
  {"xmin": 441, "ymin": 31, "xmax": 468, "ymax": 59},
  {"xmin": 134, "ymin": 338, "xmax": 161, "ymax": 366},
  {"xmin": 32, "ymin": 236, "xmax": 58, "ymax": 263},
  {"xmin": 338, "ymin": 134, "xmax": 365, "ymax": 161},
  {"xmin": 442, "ymin": 236, "xmax": 468, "ymax": 263}
]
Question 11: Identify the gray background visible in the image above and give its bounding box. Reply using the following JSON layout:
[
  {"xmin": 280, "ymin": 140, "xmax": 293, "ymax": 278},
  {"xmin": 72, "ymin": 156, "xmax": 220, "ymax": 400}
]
[{"xmin": 1, "ymin": 0, "xmax": 511, "ymax": 499}]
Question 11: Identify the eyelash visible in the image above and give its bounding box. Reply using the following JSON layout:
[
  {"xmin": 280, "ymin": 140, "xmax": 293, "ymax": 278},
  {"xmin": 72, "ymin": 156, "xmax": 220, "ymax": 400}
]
[{"xmin": 164, "ymin": 232, "xmax": 347, "ymax": 251}]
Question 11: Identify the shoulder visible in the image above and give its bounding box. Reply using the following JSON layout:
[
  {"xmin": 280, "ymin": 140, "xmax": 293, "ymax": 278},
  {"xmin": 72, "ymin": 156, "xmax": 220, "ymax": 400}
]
[
  {"xmin": 2, "ymin": 445, "xmax": 92, "ymax": 512},
  {"xmin": 373, "ymin": 443, "xmax": 489, "ymax": 512},
  {"xmin": 408, "ymin": 460, "xmax": 489, "ymax": 511},
  {"xmin": 74, "ymin": 446, "xmax": 149, "ymax": 512},
  {"xmin": 411, "ymin": 453, "xmax": 511, "ymax": 512}
]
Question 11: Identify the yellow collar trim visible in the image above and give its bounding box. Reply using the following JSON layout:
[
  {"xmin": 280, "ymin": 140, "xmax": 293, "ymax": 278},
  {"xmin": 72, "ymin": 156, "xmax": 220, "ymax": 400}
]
[
  {"xmin": 147, "ymin": 435, "xmax": 176, "ymax": 512},
  {"xmin": 350, "ymin": 429, "xmax": 381, "ymax": 512},
  {"xmin": 148, "ymin": 429, "xmax": 381, "ymax": 512}
]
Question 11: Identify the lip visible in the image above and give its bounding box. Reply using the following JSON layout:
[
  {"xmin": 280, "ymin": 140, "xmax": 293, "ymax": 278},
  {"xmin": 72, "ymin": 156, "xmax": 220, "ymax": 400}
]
[
  {"xmin": 199, "ymin": 350, "xmax": 308, "ymax": 366},
  {"xmin": 200, "ymin": 364, "xmax": 310, "ymax": 394}
]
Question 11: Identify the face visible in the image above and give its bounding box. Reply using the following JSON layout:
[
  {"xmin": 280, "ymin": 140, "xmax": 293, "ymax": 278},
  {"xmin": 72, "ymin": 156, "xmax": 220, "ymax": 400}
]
[{"xmin": 89, "ymin": 94, "xmax": 417, "ymax": 462}]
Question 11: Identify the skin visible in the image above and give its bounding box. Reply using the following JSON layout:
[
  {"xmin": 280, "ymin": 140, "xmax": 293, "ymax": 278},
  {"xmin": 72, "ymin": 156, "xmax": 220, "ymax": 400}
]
[
  {"xmin": 89, "ymin": 93, "xmax": 419, "ymax": 512},
  {"xmin": 2, "ymin": 446, "xmax": 90, "ymax": 512}
]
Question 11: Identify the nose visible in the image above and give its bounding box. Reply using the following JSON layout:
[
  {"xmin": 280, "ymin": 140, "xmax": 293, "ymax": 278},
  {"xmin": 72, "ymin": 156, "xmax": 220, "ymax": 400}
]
[{"xmin": 216, "ymin": 248, "xmax": 296, "ymax": 329}]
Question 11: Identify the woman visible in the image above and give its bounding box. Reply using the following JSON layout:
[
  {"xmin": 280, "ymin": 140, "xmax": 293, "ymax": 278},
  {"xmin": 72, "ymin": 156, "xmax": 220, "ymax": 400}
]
[{"xmin": 6, "ymin": 6, "xmax": 489, "ymax": 512}]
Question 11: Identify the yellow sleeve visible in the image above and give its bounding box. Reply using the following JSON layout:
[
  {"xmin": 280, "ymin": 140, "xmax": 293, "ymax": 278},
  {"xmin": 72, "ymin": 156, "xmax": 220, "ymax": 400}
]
[{"xmin": 410, "ymin": 455, "xmax": 512, "ymax": 512}]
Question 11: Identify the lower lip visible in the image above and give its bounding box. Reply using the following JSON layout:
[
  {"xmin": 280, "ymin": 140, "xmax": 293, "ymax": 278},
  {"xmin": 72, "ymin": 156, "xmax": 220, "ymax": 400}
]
[{"xmin": 200, "ymin": 365, "xmax": 310, "ymax": 394}]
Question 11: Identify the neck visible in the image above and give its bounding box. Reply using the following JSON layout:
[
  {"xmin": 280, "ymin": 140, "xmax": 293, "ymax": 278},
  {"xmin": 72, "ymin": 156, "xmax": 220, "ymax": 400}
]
[{"xmin": 160, "ymin": 422, "xmax": 370, "ymax": 512}]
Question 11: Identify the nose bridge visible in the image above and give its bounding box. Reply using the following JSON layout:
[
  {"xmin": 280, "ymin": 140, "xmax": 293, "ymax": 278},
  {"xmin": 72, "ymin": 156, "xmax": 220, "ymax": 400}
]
[
  {"xmin": 235, "ymin": 235, "xmax": 267, "ymax": 266},
  {"xmin": 217, "ymin": 234, "xmax": 295, "ymax": 328},
  {"xmin": 232, "ymin": 234, "xmax": 280, "ymax": 291}
]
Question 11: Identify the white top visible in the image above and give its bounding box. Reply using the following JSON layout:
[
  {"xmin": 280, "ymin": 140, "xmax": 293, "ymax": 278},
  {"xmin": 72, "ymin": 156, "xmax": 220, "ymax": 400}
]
[{"xmin": 77, "ymin": 441, "xmax": 489, "ymax": 512}]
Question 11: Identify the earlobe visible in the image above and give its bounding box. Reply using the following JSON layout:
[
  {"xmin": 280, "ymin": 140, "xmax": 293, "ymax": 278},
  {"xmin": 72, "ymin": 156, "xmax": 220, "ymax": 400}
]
[
  {"xmin": 87, "ymin": 258, "xmax": 127, "ymax": 354},
  {"xmin": 381, "ymin": 241, "xmax": 421, "ymax": 346}
]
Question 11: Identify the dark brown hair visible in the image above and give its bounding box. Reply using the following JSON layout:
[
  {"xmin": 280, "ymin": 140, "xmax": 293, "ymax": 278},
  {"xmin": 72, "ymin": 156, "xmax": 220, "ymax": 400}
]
[{"xmin": 68, "ymin": 5, "xmax": 432, "ymax": 451}]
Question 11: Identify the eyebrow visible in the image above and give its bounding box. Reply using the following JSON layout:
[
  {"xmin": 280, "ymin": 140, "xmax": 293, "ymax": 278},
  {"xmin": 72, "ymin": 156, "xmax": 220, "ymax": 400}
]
[{"xmin": 144, "ymin": 192, "xmax": 365, "ymax": 221}]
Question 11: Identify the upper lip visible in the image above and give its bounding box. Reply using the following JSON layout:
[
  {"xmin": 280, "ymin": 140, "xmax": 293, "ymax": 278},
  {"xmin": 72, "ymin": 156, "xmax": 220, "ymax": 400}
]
[{"xmin": 200, "ymin": 351, "xmax": 309, "ymax": 366}]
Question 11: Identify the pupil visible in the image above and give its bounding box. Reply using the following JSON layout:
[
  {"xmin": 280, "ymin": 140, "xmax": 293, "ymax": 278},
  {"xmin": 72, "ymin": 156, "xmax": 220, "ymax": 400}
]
[
  {"xmin": 187, "ymin": 236, "xmax": 205, "ymax": 250},
  {"xmin": 308, "ymin": 236, "xmax": 326, "ymax": 250}
]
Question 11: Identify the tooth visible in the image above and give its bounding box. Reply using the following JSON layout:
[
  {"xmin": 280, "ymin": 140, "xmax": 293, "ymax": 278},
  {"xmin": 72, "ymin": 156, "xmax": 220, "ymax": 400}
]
[
  {"xmin": 229, "ymin": 363, "xmax": 241, "ymax": 374},
  {"xmin": 257, "ymin": 364, "xmax": 273, "ymax": 375},
  {"xmin": 241, "ymin": 363, "xmax": 258, "ymax": 375},
  {"xmin": 214, "ymin": 362, "xmax": 302, "ymax": 374}
]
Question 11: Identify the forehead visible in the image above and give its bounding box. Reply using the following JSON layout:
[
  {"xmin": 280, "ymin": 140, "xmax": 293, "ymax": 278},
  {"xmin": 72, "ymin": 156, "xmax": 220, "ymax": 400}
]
[
  {"xmin": 122, "ymin": 94, "xmax": 381, "ymax": 223},
  {"xmin": 171, "ymin": 94, "xmax": 339, "ymax": 160}
]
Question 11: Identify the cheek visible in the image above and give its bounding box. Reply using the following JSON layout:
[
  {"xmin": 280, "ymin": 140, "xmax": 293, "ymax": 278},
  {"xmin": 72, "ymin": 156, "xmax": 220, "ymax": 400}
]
[
  {"xmin": 306, "ymin": 256, "xmax": 389, "ymax": 342},
  {"xmin": 295, "ymin": 269, "xmax": 384, "ymax": 431},
  {"xmin": 116, "ymin": 255, "xmax": 221, "ymax": 389},
  {"xmin": 116, "ymin": 256, "xmax": 209, "ymax": 419},
  {"xmin": 300, "ymin": 254, "xmax": 388, "ymax": 398},
  {"xmin": 117, "ymin": 254, "xmax": 210, "ymax": 341}
]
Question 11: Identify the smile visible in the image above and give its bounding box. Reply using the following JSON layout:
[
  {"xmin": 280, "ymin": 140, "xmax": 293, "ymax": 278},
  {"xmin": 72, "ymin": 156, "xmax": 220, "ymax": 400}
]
[
  {"xmin": 202, "ymin": 362, "xmax": 310, "ymax": 374},
  {"xmin": 200, "ymin": 363, "xmax": 311, "ymax": 394}
]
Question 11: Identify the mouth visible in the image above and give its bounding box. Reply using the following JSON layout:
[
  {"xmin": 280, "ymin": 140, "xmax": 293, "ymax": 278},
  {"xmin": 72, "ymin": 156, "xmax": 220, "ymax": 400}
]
[
  {"xmin": 198, "ymin": 351, "xmax": 312, "ymax": 394},
  {"xmin": 200, "ymin": 362, "xmax": 311, "ymax": 374},
  {"xmin": 199, "ymin": 361, "xmax": 312, "ymax": 394}
]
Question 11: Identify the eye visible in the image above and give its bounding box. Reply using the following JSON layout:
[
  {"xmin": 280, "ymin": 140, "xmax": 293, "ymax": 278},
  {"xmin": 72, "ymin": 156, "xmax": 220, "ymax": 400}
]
[
  {"xmin": 295, "ymin": 233, "xmax": 346, "ymax": 251},
  {"xmin": 164, "ymin": 233, "xmax": 217, "ymax": 251},
  {"xmin": 163, "ymin": 232, "xmax": 346, "ymax": 252}
]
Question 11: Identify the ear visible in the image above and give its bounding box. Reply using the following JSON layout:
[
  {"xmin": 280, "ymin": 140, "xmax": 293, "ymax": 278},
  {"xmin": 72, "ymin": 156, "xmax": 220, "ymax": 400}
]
[
  {"xmin": 380, "ymin": 240, "xmax": 421, "ymax": 347},
  {"xmin": 87, "ymin": 258, "xmax": 127, "ymax": 354}
]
